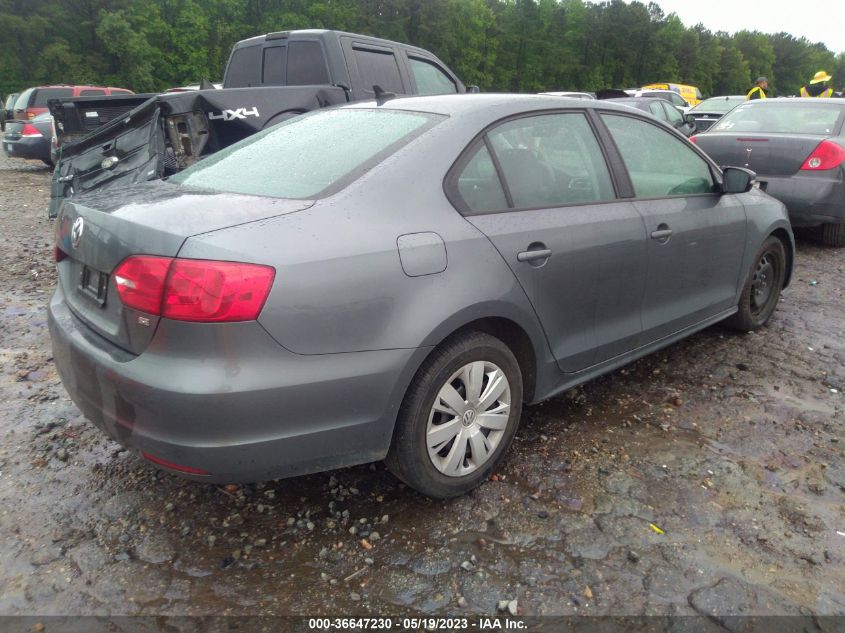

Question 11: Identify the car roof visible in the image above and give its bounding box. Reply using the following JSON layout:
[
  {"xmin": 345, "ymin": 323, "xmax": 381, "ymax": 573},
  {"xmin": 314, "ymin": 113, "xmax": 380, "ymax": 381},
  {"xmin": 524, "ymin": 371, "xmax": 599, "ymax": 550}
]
[
  {"xmin": 234, "ymin": 29, "xmax": 440, "ymax": 58},
  {"xmin": 342, "ymin": 93, "xmax": 642, "ymax": 118}
]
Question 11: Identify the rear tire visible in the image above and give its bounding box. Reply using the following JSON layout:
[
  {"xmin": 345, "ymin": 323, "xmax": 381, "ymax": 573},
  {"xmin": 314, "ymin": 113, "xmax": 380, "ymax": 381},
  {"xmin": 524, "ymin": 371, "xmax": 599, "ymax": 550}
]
[
  {"xmin": 385, "ymin": 332, "xmax": 523, "ymax": 499},
  {"xmin": 821, "ymin": 222, "xmax": 845, "ymax": 247},
  {"xmin": 724, "ymin": 236, "xmax": 786, "ymax": 332}
]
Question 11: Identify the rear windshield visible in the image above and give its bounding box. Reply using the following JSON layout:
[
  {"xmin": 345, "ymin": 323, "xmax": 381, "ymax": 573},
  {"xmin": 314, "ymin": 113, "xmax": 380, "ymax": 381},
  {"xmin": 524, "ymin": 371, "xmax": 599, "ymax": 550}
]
[
  {"xmin": 33, "ymin": 88, "xmax": 73, "ymax": 107},
  {"xmin": 14, "ymin": 88, "xmax": 34, "ymax": 110},
  {"xmin": 170, "ymin": 108, "xmax": 443, "ymax": 199},
  {"xmin": 692, "ymin": 97, "xmax": 743, "ymax": 113},
  {"xmin": 712, "ymin": 102, "xmax": 844, "ymax": 135}
]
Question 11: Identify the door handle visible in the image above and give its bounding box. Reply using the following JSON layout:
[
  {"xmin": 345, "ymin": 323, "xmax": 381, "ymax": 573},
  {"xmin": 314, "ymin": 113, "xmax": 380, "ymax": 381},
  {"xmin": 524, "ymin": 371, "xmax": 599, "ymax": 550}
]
[
  {"xmin": 650, "ymin": 222, "xmax": 673, "ymax": 241},
  {"xmin": 517, "ymin": 248, "xmax": 552, "ymax": 262}
]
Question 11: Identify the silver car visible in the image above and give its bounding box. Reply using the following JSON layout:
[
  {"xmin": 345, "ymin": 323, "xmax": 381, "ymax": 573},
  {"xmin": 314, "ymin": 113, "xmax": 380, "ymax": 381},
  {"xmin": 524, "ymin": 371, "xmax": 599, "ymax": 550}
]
[{"xmin": 49, "ymin": 94, "xmax": 794, "ymax": 498}]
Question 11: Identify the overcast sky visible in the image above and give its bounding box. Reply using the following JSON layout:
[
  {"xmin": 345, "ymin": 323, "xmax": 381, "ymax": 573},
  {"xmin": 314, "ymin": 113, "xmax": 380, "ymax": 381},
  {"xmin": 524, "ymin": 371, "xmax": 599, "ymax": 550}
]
[{"xmin": 650, "ymin": 0, "xmax": 845, "ymax": 55}]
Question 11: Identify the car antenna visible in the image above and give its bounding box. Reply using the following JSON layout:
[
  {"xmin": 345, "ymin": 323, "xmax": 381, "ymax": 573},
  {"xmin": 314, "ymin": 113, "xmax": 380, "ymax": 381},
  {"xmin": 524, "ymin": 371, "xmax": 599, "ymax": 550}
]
[{"xmin": 373, "ymin": 85, "xmax": 396, "ymax": 105}]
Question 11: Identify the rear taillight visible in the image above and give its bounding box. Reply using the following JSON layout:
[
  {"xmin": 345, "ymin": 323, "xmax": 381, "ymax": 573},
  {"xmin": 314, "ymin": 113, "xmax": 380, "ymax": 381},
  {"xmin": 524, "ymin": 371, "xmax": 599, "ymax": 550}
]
[
  {"xmin": 113, "ymin": 255, "xmax": 172, "ymax": 314},
  {"xmin": 112, "ymin": 255, "xmax": 275, "ymax": 322},
  {"xmin": 689, "ymin": 135, "xmax": 697, "ymax": 144},
  {"xmin": 54, "ymin": 246, "xmax": 66, "ymax": 262},
  {"xmin": 800, "ymin": 140, "xmax": 845, "ymax": 171},
  {"xmin": 21, "ymin": 123, "xmax": 42, "ymax": 137}
]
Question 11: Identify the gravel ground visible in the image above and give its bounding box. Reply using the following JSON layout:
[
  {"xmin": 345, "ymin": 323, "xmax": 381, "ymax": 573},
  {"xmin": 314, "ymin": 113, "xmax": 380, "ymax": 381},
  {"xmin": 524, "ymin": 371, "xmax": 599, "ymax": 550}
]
[{"xmin": 0, "ymin": 153, "xmax": 843, "ymax": 621}]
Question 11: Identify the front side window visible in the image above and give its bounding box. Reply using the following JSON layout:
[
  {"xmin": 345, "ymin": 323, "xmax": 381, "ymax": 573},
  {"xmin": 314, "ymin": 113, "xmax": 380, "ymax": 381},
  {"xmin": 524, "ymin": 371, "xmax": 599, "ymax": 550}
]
[
  {"xmin": 602, "ymin": 113, "xmax": 716, "ymax": 197},
  {"xmin": 170, "ymin": 108, "xmax": 442, "ymax": 199},
  {"xmin": 409, "ymin": 58, "xmax": 457, "ymax": 95},
  {"xmin": 486, "ymin": 113, "xmax": 616, "ymax": 208},
  {"xmin": 662, "ymin": 102, "xmax": 684, "ymax": 125}
]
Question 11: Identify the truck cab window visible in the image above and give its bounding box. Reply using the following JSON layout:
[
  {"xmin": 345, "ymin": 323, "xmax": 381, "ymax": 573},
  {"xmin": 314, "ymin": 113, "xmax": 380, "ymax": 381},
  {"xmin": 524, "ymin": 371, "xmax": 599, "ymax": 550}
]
[
  {"xmin": 262, "ymin": 45, "xmax": 287, "ymax": 84},
  {"xmin": 353, "ymin": 47, "xmax": 404, "ymax": 94},
  {"xmin": 226, "ymin": 45, "xmax": 262, "ymax": 87},
  {"xmin": 287, "ymin": 41, "xmax": 329, "ymax": 85}
]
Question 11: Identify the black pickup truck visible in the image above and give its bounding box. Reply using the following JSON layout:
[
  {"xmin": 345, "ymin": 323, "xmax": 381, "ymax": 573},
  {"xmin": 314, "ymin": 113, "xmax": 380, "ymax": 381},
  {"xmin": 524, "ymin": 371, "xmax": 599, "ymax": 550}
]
[{"xmin": 48, "ymin": 29, "xmax": 468, "ymax": 216}]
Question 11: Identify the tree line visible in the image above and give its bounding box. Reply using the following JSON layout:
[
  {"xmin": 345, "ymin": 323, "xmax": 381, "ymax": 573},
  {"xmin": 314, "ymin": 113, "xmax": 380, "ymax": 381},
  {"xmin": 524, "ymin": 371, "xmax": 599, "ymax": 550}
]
[{"xmin": 1, "ymin": 0, "xmax": 843, "ymax": 100}]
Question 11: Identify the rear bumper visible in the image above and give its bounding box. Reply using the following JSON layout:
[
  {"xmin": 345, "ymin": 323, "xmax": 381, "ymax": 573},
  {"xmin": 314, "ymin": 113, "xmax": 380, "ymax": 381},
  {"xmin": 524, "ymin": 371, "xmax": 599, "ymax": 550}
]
[
  {"xmin": 3, "ymin": 135, "xmax": 51, "ymax": 161},
  {"xmin": 48, "ymin": 286, "xmax": 425, "ymax": 483},
  {"xmin": 758, "ymin": 171, "xmax": 845, "ymax": 226}
]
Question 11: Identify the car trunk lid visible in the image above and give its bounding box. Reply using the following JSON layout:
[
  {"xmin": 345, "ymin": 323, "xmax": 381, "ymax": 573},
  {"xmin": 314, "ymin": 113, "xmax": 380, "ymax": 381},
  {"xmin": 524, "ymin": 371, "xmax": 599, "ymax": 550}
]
[
  {"xmin": 55, "ymin": 180, "xmax": 314, "ymax": 355},
  {"xmin": 695, "ymin": 132, "xmax": 829, "ymax": 176}
]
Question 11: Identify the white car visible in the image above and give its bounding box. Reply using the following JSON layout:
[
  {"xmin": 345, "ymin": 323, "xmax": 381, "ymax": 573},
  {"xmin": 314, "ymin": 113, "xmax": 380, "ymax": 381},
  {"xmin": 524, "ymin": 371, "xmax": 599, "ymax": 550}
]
[{"xmin": 625, "ymin": 89, "xmax": 691, "ymax": 112}]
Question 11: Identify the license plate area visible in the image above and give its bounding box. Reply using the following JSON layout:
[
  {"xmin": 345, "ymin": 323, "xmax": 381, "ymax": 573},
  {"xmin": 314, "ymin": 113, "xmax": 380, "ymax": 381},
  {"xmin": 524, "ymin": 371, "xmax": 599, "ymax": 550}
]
[{"xmin": 79, "ymin": 265, "xmax": 109, "ymax": 306}]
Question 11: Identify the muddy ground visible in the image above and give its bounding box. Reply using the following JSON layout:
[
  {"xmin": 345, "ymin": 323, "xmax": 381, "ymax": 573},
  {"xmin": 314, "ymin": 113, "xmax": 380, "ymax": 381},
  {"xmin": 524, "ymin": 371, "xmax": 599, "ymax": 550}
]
[{"xmin": 0, "ymin": 153, "xmax": 843, "ymax": 622}]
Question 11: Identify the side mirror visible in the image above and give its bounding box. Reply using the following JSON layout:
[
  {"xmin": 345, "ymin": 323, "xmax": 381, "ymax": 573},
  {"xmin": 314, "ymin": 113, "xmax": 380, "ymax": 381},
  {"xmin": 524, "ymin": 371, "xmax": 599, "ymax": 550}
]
[
  {"xmin": 722, "ymin": 166, "xmax": 756, "ymax": 194},
  {"xmin": 467, "ymin": 85, "xmax": 481, "ymax": 94},
  {"xmin": 684, "ymin": 113, "xmax": 695, "ymax": 125}
]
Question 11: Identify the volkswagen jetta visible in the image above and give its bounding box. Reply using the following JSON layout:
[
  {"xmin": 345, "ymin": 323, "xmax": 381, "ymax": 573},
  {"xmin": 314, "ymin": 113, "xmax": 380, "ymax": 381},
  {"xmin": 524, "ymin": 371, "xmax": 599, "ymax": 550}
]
[{"xmin": 49, "ymin": 94, "xmax": 793, "ymax": 498}]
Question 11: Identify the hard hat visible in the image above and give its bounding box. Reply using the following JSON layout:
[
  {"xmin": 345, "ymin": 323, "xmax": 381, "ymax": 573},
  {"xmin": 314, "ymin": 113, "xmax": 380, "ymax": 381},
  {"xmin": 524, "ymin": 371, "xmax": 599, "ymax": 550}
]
[{"xmin": 810, "ymin": 71, "xmax": 832, "ymax": 84}]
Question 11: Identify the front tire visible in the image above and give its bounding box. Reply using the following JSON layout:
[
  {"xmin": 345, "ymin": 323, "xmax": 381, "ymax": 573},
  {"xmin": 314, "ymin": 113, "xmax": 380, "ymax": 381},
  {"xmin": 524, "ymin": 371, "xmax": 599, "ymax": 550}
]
[
  {"xmin": 386, "ymin": 332, "xmax": 523, "ymax": 499},
  {"xmin": 724, "ymin": 236, "xmax": 786, "ymax": 332},
  {"xmin": 821, "ymin": 222, "xmax": 845, "ymax": 247}
]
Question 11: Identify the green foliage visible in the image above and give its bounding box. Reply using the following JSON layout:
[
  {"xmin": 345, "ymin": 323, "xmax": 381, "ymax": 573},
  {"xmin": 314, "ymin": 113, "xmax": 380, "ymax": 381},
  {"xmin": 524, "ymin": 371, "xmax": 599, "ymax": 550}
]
[{"xmin": 0, "ymin": 0, "xmax": 841, "ymax": 98}]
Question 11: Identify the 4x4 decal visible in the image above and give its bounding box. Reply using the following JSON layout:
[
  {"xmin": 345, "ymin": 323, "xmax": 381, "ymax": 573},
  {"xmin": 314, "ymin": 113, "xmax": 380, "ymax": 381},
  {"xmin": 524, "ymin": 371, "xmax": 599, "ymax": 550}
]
[{"xmin": 208, "ymin": 107, "xmax": 260, "ymax": 121}]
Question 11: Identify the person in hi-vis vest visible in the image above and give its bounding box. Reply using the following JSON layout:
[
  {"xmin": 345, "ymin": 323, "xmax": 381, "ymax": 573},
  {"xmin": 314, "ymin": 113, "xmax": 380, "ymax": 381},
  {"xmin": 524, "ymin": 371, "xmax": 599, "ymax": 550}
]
[
  {"xmin": 746, "ymin": 76, "xmax": 768, "ymax": 100},
  {"xmin": 800, "ymin": 71, "xmax": 833, "ymax": 98}
]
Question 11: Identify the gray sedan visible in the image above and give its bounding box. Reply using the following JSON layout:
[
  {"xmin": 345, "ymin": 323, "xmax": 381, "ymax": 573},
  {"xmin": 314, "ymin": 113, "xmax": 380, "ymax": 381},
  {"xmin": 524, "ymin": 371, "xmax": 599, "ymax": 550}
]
[
  {"xmin": 49, "ymin": 94, "xmax": 793, "ymax": 498},
  {"xmin": 692, "ymin": 98, "xmax": 845, "ymax": 245}
]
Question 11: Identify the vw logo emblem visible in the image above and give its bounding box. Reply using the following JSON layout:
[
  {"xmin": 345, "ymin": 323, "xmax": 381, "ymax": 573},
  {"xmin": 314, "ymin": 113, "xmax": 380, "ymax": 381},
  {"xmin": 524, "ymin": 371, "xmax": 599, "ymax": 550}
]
[
  {"xmin": 71, "ymin": 217, "xmax": 84, "ymax": 248},
  {"xmin": 462, "ymin": 409, "xmax": 476, "ymax": 427}
]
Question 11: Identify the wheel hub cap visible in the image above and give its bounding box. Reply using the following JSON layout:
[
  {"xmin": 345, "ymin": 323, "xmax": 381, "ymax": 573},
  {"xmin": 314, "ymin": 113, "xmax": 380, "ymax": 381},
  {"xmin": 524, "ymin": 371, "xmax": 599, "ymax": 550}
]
[{"xmin": 426, "ymin": 360, "xmax": 511, "ymax": 478}]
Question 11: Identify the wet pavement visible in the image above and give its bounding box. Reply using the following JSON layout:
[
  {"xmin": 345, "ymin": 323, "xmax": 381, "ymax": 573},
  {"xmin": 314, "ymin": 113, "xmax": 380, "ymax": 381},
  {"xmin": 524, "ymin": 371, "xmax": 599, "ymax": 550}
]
[{"xmin": 0, "ymin": 154, "xmax": 843, "ymax": 619}]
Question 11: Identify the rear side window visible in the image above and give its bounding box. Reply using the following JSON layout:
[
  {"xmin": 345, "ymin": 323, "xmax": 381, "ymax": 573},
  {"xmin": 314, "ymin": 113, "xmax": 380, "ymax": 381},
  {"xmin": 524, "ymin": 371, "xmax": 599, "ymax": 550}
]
[
  {"xmin": 452, "ymin": 112, "xmax": 616, "ymax": 214},
  {"xmin": 287, "ymin": 41, "xmax": 329, "ymax": 85},
  {"xmin": 409, "ymin": 57, "xmax": 457, "ymax": 95},
  {"xmin": 170, "ymin": 108, "xmax": 442, "ymax": 199},
  {"xmin": 110, "ymin": 89, "xmax": 133, "ymax": 95},
  {"xmin": 602, "ymin": 113, "xmax": 715, "ymax": 197},
  {"xmin": 262, "ymin": 45, "xmax": 287, "ymax": 84},
  {"xmin": 80, "ymin": 89, "xmax": 106, "ymax": 96},
  {"xmin": 226, "ymin": 45, "xmax": 262, "ymax": 87},
  {"xmin": 353, "ymin": 47, "xmax": 404, "ymax": 93},
  {"xmin": 648, "ymin": 101, "xmax": 665, "ymax": 119},
  {"xmin": 487, "ymin": 113, "xmax": 616, "ymax": 209},
  {"xmin": 33, "ymin": 88, "xmax": 72, "ymax": 107},
  {"xmin": 456, "ymin": 144, "xmax": 508, "ymax": 212}
]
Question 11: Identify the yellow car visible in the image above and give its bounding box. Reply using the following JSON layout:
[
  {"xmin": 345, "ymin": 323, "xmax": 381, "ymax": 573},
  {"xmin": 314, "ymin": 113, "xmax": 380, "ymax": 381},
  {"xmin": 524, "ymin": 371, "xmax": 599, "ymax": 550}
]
[{"xmin": 642, "ymin": 83, "xmax": 703, "ymax": 106}]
